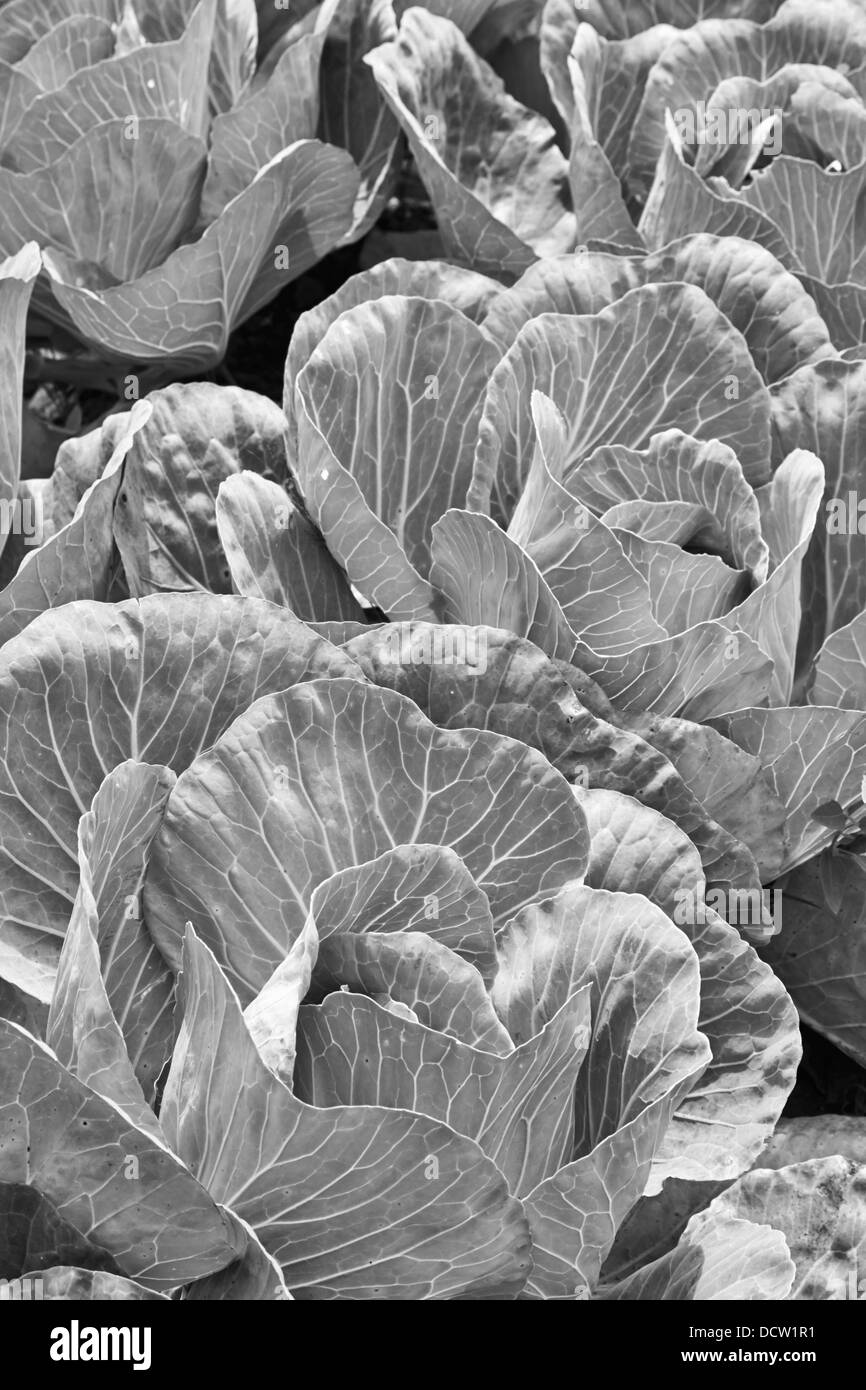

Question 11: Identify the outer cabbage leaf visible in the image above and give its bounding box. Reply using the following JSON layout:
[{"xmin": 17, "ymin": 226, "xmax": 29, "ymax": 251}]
[
  {"xmin": 45, "ymin": 142, "xmax": 359, "ymax": 372},
  {"xmin": 599, "ymin": 1213, "xmax": 794, "ymax": 1300},
  {"xmin": 0, "ymin": 593, "xmax": 360, "ymax": 937},
  {"xmin": 0, "ymin": 1182, "xmax": 121, "ymax": 1281},
  {"xmin": 578, "ymin": 789, "xmax": 801, "ymax": 1188},
  {"xmin": 344, "ymin": 621, "xmax": 765, "ymax": 894},
  {"xmin": 522, "ymin": 1092, "xmax": 696, "ymax": 1298},
  {"xmin": 0, "ymin": 1018, "xmax": 241, "ymax": 1290},
  {"xmin": 760, "ymin": 852, "xmax": 866, "ymax": 1067},
  {"xmin": 0, "ymin": 400, "xmax": 151, "ymax": 647},
  {"xmin": 160, "ymin": 927, "xmax": 532, "ymax": 1299},
  {"xmin": 709, "ymin": 705, "xmax": 866, "ymax": 872},
  {"xmin": 480, "ymin": 235, "xmax": 834, "ymax": 385},
  {"xmin": 366, "ymin": 7, "xmax": 575, "ymax": 279},
  {"xmin": 699, "ymin": 1156, "xmax": 866, "ymax": 1299}
]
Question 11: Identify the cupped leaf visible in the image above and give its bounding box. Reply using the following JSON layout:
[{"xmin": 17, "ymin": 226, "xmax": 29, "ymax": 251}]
[
  {"xmin": 0, "ymin": 1, "xmax": 122, "ymax": 65},
  {"xmin": 39, "ymin": 409, "xmax": 136, "ymax": 536},
  {"xmin": 243, "ymin": 917, "xmax": 318, "ymax": 1086},
  {"xmin": 641, "ymin": 233, "xmax": 836, "ymax": 384},
  {"xmin": 294, "ymin": 394, "xmax": 437, "ymax": 621},
  {"xmin": 478, "ymin": 249, "xmax": 643, "ymax": 349},
  {"xmin": 366, "ymin": 7, "xmax": 575, "ymax": 278},
  {"xmin": 628, "ymin": 5, "xmax": 866, "ymax": 196},
  {"xmin": 431, "ymin": 508, "xmax": 772, "ymax": 718},
  {"xmin": 639, "ymin": 126, "xmax": 800, "ymax": 266},
  {"xmin": 481, "ymin": 235, "xmax": 834, "ymax": 385},
  {"xmin": 284, "ymin": 255, "xmax": 499, "ymax": 470},
  {"xmin": 574, "ymin": 428, "xmax": 769, "ymax": 579},
  {"xmin": 0, "ymin": 592, "xmax": 360, "ymax": 937},
  {"xmin": 306, "ymin": 844, "xmax": 498, "ymax": 985},
  {"xmin": 207, "ymin": 0, "xmax": 259, "ymax": 114},
  {"xmin": 46, "ymin": 142, "xmax": 359, "ymax": 371},
  {"xmin": 73, "ymin": 761, "xmax": 177, "ymax": 1102},
  {"xmin": 720, "ymin": 448, "xmax": 823, "ymax": 704},
  {"xmin": 540, "ymin": 3, "xmax": 678, "ymax": 188},
  {"xmin": 615, "ymin": 549, "xmax": 739, "ymax": 657},
  {"xmin": 5, "ymin": 0, "xmax": 217, "ymax": 166},
  {"xmin": 46, "ymin": 846, "xmax": 163, "ymax": 1141},
  {"xmin": 0, "ymin": 120, "xmax": 208, "ymax": 282},
  {"xmin": 295, "ymin": 295, "xmax": 500, "ymax": 582},
  {"xmin": 217, "ymin": 472, "xmax": 364, "ymax": 621},
  {"xmin": 286, "ymin": 258, "xmax": 499, "ymax": 412},
  {"xmin": 470, "ymin": 282, "xmax": 773, "ymax": 525},
  {"xmin": 144, "ymin": 677, "xmax": 590, "ymax": 997},
  {"xmin": 112, "ymin": 383, "xmax": 290, "ymax": 597},
  {"xmin": 308, "ymin": 931, "xmax": 513, "ymax": 1056},
  {"xmin": 736, "ymin": 157, "xmax": 866, "ymax": 288},
  {"xmin": 492, "ymin": 884, "xmax": 710, "ymax": 1156},
  {"xmin": 161, "ymin": 927, "xmax": 532, "ymax": 1299},
  {"xmin": 319, "ymin": 0, "xmax": 402, "ymax": 240},
  {"xmin": 201, "ymin": 0, "xmax": 336, "ymax": 217},
  {"xmin": 431, "ymin": 508, "xmax": 578, "ymax": 662},
  {"xmin": 507, "ymin": 393, "xmax": 668, "ymax": 657},
  {"xmin": 571, "ymin": 617, "xmax": 773, "ymax": 720},
  {"xmin": 564, "ymin": 24, "xmax": 645, "ymax": 249},
  {"xmin": 0, "ymin": 400, "xmax": 151, "ymax": 647}
]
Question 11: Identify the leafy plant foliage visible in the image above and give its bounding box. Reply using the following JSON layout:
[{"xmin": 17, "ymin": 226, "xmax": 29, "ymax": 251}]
[{"xmin": 0, "ymin": 0, "xmax": 865, "ymax": 1301}]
